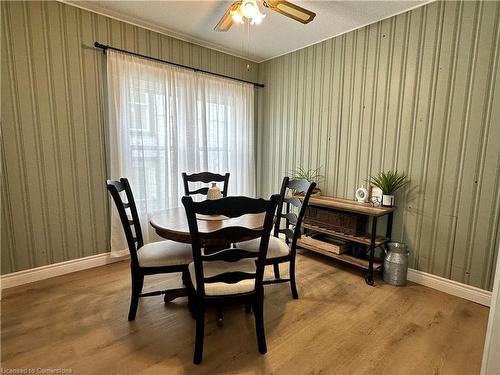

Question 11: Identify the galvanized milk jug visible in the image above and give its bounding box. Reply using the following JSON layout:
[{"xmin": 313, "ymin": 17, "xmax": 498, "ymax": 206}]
[{"xmin": 383, "ymin": 242, "xmax": 409, "ymax": 286}]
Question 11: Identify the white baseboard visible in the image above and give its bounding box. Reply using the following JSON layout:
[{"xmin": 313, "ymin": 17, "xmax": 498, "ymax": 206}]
[
  {"xmin": 407, "ymin": 268, "xmax": 492, "ymax": 307},
  {"xmin": 0, "ymin": 250, "xmax": 129, "ymax": 290}
]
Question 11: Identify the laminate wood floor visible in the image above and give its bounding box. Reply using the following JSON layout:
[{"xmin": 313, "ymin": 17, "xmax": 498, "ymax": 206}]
[{"xmin": 1, "ymin": 251, "xmax": 489, "ymax": 374}]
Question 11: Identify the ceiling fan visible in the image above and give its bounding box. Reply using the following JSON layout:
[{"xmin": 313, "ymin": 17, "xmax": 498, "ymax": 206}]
[{"xmin": 215, "ymin": 0, "xmax": 316, "ymax": 32}]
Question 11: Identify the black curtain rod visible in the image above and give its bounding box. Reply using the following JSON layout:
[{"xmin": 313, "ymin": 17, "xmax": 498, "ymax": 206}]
[{"xmin": 94, "ymin": 42, "xmax": 264, "ymax": 88}]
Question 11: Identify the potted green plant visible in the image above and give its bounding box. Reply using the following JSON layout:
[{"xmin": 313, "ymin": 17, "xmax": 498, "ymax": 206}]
[
  {"xmin": 290, "ymin": 166, "xmax": 324, "ymax": 197},
  {"xmin": 369, "ymin": 170, "xmax": 409, "ymax": 207}
]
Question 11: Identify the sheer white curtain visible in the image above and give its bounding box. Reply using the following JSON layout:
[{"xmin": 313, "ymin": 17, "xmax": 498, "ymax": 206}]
[{"xmin": 107, "ymin": 51, "xmax": 255, "ymax": 255}]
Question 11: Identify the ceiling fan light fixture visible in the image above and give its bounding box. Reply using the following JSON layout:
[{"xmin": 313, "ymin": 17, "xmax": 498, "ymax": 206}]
[
  {"xmin": 229, "ymin": 0, "xmax": 266, "ymax": 26},
  {"xmin": 230, "ymin": 9, "xmax": 244, "ymax": 24},
  {"xmin": 215, "ymin": 0, "xmax": 315, "ymax": 32},
  {"xmin": 240, "ymin": 0, "xmax": 258, "ymax": 18},
  {"xmin": 251, "ymin": 13, "xmax": 265, "ymax": 25}
]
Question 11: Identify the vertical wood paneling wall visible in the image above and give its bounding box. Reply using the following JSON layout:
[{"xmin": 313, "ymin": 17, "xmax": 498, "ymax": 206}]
[
  {"xmin": 1, "ymin": 1, "xmax": 258, "ymax": 274},
  {"xmin": 257, "ymin": 0, "xmax": 500, "ymax": 290}
]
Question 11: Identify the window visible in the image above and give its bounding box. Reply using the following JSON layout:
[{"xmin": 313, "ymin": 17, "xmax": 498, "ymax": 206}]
[{"xmin": 107, "ymin": 50, "xmax": 255, "ymax": 251}]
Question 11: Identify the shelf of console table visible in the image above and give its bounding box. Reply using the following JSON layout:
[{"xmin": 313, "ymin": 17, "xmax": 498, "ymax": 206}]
[
  {"xmin": 302, "ymin": 223, "xmax": 390, "ymax": 247},
  {"xmin": 307, "ymin": 196, "xmax": 395, "ymax": 217},
  {"xmin": 298, "ymin": 195, "xmax": 395, "ymax": 285},
  {"xmin": 297, "ymin": 236, "xmax": 382, "ymax": 270}
]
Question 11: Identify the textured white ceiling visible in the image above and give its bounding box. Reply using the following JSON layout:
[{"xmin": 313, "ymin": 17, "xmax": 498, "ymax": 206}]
[{"xmin": 66, "ymin": 0, "xmax": 432, "ymax": 62}]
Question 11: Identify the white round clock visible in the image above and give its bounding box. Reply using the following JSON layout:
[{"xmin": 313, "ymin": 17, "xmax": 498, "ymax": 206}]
[{"xmin": 355, "ymin": 186, "xmax": 368, "ymax": 203}]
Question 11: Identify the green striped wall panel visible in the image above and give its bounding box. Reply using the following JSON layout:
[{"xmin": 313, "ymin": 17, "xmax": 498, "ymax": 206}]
[
  {"xmin": 2, "ymin": 0, "xmax": 499, "ymax": 292},
  {"xmin": 1, "ymin": 1, "xmax": 258, "ymax": 274},
  {"xmin": 257, "ymin": 0, "xmax": 500, "ymax": 290}
]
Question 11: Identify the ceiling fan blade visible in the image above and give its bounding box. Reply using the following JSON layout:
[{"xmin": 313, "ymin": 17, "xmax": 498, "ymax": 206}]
[
  {"xmin": 214, "ymin": 1, "xmax": 241, "ymax": 32},
  {"xmin": 263, "ymin": 0, "xmax": 316, "ymax": 24}
]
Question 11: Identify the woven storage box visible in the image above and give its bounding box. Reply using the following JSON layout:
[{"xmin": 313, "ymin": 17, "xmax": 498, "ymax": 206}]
[{"xmin": 304, "ymin": 206, "xmax": 367, "ymax": 235}]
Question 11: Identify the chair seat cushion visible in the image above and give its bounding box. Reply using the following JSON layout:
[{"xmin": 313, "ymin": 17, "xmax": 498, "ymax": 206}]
[
  {"xmin": 137, "ymin": 240, "xmax": 192, "ymax": 268},
  {"xmin": 188, "ymin": 257, "xmax": 256, "ymax": 296},
  {"xmin": 236, "ymin": 236, "xmax": 290, "ymax": 259}
]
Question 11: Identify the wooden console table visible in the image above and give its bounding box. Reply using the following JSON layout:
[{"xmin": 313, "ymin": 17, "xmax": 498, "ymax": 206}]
[{"xmin": 297, "ymin": 196, "xmax": 395, "ymax": 285}]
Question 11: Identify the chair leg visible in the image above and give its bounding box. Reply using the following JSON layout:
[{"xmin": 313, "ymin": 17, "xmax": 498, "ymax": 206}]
[
  {"xmin": 128, "ymin": 271, "xmax": 144, "ymax": 321},
  {"xmin": 290, "ymin": 258, "xmax": 299, "ymax": 300},
  {"xmin": 182, "ymin": 268, "xmax": 189, "ymax": 286},
  {"xmin": 193, "ymin": 301, "xmax": 205, "ymax": 365},
  {"xmin": 245, "ymin": 303, "xmax": 252, "ymax": 313},
  {"xmin": 273, "ymin": 263, "xmax": 280, "ymax": 279},
  {"xmin": 253, "ymin": 289, "xmax": 267, "ymax": 354}
]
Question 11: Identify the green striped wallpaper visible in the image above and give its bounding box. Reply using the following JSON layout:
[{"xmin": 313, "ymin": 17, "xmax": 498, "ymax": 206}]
[
  {"xmin": 1, "ymin": 1, "xmax": 258, "ymax": 274},
  {"xmin": 2, "ymin": 0, "xmax": 499, "ymax": 292},
  {"xmin": 257, "ymin": 0, "xmax": 500, "ymax": 290}
]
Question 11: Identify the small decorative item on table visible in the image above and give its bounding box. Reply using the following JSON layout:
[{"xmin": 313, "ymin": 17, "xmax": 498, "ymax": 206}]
[
  {"xmin": 369, "ymin": 170, "xmax": 409, "ymax": 207},
  {"xmin": 355, "ymin": 186, "xmax": 369, "ymax": 203},
  {"xmin": 207, "ymin": 182, "xmax": 223, "ymax": 200},
  {"xmin": 290, "ymin": 166, "xmax": 324, "ymax": 197},
  {"xmin": 370, "ymin": 187, "xmax": 383, "ymax": 207},
  {"xmin": 197, "ymin": 183, "xmax": 226, "ymax": 221}
]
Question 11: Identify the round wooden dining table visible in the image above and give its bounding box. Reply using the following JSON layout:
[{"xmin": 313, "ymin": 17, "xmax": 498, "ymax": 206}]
[
  {"xmin": 149, "ymin": 207, "xmax": 266, "ymax": 243},
  {"xmin": 149, "ymin": 207, "xmax": 266, "ymax": 304}
]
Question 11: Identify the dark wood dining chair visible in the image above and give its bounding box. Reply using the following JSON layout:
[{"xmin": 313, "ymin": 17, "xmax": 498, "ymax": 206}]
[
  {"xmin": 236, "ymin": 177, "xmax": 316, "ymax": 299},
  {"xmin": 107, "ymin": 178, "xmax": 192, "ymax": 321},
  {"xmin": 182, "ymin": 194, "xmax": 280, "ymax": 364},
  {"xmin": 182, "ymin": 172, "xmax": 230, "ymax": 197}
]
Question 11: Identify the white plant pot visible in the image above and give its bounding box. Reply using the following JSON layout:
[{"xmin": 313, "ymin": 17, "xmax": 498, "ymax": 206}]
[{"xmin": 382, "ymin": 194, "xmax": 395, "ymax": 207}]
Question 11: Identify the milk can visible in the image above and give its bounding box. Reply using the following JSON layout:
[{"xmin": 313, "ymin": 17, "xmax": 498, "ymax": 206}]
[{"xmin": 383, "ymin": 242, "xmax": 409, "ymax": 286}]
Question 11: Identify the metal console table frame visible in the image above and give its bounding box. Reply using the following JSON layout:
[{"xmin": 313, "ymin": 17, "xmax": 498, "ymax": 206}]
[{"xmin": 298, "ymin": 196, "xmax": 395, "ymax": 285}]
